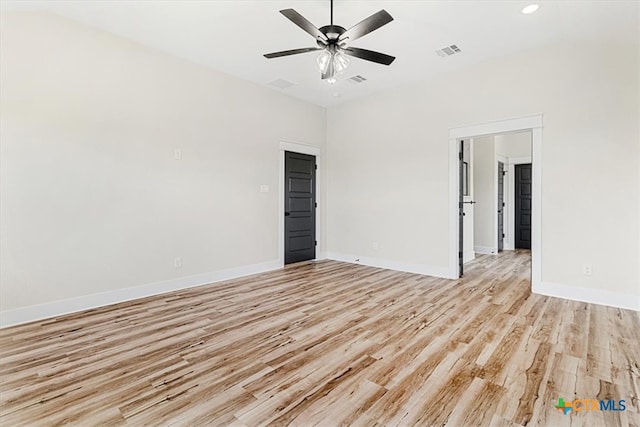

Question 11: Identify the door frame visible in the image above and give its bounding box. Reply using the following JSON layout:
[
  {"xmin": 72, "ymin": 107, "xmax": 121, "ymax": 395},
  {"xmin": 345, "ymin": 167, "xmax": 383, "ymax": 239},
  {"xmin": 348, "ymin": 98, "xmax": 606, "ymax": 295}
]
[
  {"xmin": 279, "ymin": 141, "xmax": 322, "ymax": 267},
  {"xmin": 448, "ymin": 114, "xmax": 542, "ymax": 289}
]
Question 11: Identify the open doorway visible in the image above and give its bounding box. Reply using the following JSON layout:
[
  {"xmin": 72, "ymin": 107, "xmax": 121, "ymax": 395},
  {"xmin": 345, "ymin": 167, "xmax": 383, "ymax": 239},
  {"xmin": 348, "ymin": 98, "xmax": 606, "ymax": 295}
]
[
  {"xmin": 449, "ymin": 114, "xmax": 542, "ymax": 284},
  {"xmin": 463, "ymin": 131, "xmax": 532, "ymax": 260}
]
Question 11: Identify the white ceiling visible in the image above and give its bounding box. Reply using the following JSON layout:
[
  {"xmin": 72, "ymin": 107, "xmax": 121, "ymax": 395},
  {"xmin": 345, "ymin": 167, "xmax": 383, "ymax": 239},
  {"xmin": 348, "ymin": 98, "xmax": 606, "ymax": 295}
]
[{"xmin": 3, "ymin": 1, "xmax": 639, "ymax": 107}]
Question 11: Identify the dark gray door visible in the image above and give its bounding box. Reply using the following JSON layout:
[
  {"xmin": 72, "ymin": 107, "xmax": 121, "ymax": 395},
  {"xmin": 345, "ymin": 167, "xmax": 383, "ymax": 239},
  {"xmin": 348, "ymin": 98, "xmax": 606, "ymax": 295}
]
[
  {"xmin": 515, "ymin": 164, "xmax": 532, "ymax": 249},
  {"xmin": 497, "ymin": 161, "xmax": 505, "ymax": 252},
  {"xmin": 458, "ymin": 140, "xmax": 464, "ymax": 277},
  {"xmin": 284, "ymin": 151, "xmax": 316, "ymax": 264}
]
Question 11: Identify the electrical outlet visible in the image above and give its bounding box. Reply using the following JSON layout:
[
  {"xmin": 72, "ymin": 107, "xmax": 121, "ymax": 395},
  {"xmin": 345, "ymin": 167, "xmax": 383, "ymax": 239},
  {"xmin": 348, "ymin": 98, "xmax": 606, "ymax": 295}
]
[
  {"xmin": 174, "ymin": 257, "xmax": 182, "ymax": 268},
  {"xmin": 260, "ymin": 185, "xmax": 269, "ymax": 193},
  {"xmin": 373, "ymin": 242, "xmax": 378, "ymax": 250},
  {"xmin": 174, "ymin": 148, "xmax": 182, "ymax": 160},
  {"xmin": 583, "ymin": 263, "xmax": 592, "ymax": 276}
]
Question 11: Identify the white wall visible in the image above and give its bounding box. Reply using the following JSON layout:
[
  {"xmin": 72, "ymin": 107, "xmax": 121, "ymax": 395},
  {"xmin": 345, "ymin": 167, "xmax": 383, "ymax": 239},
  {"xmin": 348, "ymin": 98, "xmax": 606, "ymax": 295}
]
[
  {"xmin": 327, "ymin": 40, "xmax": 640, "ymax": 308},
  {"xmin": 473, "ymin": 136, "xmax": 496, "ymax": 253},
  {"xmin": 0, "ymin": 12, "xmax": 326, "ymax": 321},
  {"xmin": 2, "ymin": 14, "xmax": 638, "ymax": 322},
  {"xmin": 495, "ymin": 131, "xmax": 532, "ymax": 159}
]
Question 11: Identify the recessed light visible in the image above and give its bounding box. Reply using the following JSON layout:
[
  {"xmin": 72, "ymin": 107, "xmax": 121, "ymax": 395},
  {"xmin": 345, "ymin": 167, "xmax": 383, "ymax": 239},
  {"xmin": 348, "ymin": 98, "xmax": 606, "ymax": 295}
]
[
  {"xmin": 332, "ymin": 92, "xmax": 341, "ymax": 97},
  {"xmin": 522, "ymin": 4, "xmax": 539, "ymax": 14}
]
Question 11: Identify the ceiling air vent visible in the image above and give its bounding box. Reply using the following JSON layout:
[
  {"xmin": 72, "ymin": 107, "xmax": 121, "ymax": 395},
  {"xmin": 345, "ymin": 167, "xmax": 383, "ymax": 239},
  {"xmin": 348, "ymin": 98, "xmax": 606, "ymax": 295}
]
[
  {"xmin": 435, "ymin": 44, "xmax": 462, "ymax": 58},
  {"xmin": 347, "ymin": 75, "xmax": 367, "ymax": 84},
  {"xmin": 268, "ymin": 78, "xmax": 296, "ymax": 89}
]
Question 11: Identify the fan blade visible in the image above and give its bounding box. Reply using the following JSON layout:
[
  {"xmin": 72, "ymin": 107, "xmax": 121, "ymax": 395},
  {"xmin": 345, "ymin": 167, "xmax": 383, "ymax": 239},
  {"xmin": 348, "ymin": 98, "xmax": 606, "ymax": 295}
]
[
  {"xmin": 343, "ymin": 47, "xmax": 395, "ymax": 65},
  {"xmin": 264, "ymin": 47, "xmax": 322, "ymax": 59},
  {"xmin": 338, "ymin": 10, "xmax": 393, "ymax": 43},
  {"xmin": 280, "ymin": 9, "xmax": 328, "ymax": 42}
]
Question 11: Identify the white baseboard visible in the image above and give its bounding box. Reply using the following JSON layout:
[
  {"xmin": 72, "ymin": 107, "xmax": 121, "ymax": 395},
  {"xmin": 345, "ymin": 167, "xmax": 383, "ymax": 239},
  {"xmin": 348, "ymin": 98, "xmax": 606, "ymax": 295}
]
[
  {"xmin": 474, "ymin": 246, "xmax": 498, "ymax": 255},
  {"xmin": 534, "ymin": 281, "xmax": 640, "ymax": 312},
  {"xmin": 326, "ymin": 252, "xmax": 450, "ymax": 279},
  {"xmin": 0, "ymin": 260, "xmax": 281, "ymax": 328},
  {"xmin": 463, "ymin": 251, "xmax": 475, "ymax": 264}
]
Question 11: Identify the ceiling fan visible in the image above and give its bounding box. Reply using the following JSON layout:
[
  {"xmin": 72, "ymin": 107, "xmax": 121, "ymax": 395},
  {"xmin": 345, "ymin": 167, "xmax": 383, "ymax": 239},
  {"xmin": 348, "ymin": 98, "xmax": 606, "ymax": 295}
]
[{"xmin": 263, "ymin": 0, "xmax": 395, "ymax": 83}]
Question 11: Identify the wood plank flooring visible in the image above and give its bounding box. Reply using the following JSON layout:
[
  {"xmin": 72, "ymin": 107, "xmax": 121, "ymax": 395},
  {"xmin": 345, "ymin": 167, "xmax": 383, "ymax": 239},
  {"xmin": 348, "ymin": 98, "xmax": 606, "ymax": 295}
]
[{"xmin": 1, "ymin": 250, "xmax": 639, "ymax": 426}]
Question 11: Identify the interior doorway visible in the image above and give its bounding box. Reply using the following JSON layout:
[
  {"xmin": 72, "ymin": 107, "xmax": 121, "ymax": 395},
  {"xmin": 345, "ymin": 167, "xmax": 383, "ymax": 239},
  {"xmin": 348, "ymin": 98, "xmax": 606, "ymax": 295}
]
[
  {"xmin": 278, "ymin": 141, "xmax": 322, "ymax": 267},
  {"xmin": 448, "ymin": 114, "xmax": 542, "ymax": 285},
  {"xmin": 284, "ymin": 151, "xmax": 317, "ymax": 264},
  {"xmin": 458, "ymin": 132, "xmax": 532, "ymax": 276}
]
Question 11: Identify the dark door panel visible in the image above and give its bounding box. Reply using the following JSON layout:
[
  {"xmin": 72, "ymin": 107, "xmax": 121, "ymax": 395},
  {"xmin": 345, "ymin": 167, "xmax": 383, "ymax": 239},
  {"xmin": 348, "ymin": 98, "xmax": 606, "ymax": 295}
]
[
  {"xmin": 497, "ymin": 161, "xmax": 504, "ymax": 252},
  {"xmin": 288, "ymin": 197, "xmax": 313, "ymax": 213},
  {"xmin": 284, "ymin": 151, "xmax": 316, "ymax": 264},
  {"xmin": 515, "ymin": 164, "xmax": 532, "ymax": 249},
  {"xmin": 458, "ymin": 141, "xmax": 464, "ymax": 277}
]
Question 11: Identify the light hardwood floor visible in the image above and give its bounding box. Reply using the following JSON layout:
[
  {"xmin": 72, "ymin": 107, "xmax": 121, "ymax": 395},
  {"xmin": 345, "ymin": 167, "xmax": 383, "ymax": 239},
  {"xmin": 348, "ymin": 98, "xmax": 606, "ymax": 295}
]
[{"xmin": 1, "ymin": 250, "xmax": 639, "ymax": 426}]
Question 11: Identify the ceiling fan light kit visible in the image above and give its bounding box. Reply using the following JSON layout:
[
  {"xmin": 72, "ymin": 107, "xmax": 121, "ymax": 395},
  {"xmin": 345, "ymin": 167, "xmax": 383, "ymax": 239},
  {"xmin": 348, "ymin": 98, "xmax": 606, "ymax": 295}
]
[
  {"xmin": 264, "ymin": 0, "xmax": 395, "ymax": 84},
  {"xmin": 317, "ymin": 47, "xmax": 349, "ymax": 81}
]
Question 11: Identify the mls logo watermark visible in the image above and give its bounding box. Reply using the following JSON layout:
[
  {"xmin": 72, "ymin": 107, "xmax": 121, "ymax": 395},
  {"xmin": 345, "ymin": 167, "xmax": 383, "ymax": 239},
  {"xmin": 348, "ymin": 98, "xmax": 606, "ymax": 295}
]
[{"xmin": 554, "ymin": 397, "xmax": 627, "ymax": 415}]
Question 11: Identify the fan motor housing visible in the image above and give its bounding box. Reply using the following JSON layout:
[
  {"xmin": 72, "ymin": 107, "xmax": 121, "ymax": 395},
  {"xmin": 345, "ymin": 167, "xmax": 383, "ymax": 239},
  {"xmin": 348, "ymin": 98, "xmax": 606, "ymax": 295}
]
[{"xmin": 319, "ymin": 25, "xmax": 346, "ymax": 42}]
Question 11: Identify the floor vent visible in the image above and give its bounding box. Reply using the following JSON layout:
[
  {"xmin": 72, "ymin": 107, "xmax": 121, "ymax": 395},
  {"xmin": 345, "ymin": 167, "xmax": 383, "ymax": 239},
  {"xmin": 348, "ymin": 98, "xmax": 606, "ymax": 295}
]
[
  {"xmin": 436, "ymin": 44, "xmax": 462, "ymax": 58},
  {"xmin": 268, "ymin": 78, "xmax": 296, "ymax": 89},
  {"xmin": 347, "ymin": 75, "xmax": 367, "ymax": 84}
]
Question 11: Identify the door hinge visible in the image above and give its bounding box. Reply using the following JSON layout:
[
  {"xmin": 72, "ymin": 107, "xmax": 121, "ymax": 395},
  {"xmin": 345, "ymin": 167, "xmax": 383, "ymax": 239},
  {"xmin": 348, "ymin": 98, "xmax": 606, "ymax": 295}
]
[
  {"xmin": 315, "ymin": 164, "xmax": 317, "ymax": 170},
  {"xmin": 503, "ymin": 233, "xmax": 505, "ymax": 238},
  {"xmin": 314, "ymin": 202, "xmax": 317, "ymax": 208},
  {"xmin": 315, "ymin": 240, "xmax": 317, "ymax": 246},
  {"xmin": 459, "ymin": 152, "xmax": 463, "ymax": 160}
]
